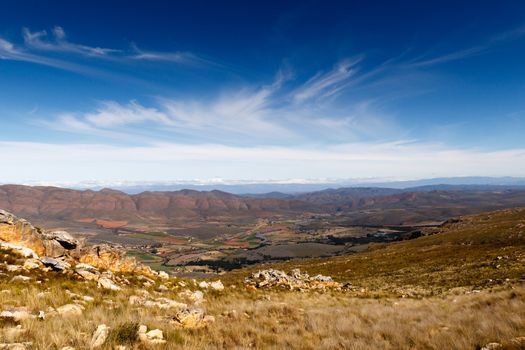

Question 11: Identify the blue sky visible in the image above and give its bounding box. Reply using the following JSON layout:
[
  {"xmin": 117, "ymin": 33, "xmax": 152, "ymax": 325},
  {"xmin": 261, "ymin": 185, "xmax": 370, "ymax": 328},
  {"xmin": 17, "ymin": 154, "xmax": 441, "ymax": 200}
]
[{"xmin": 1, "ymin": 0, "xmax": 525, "ymax": 184}]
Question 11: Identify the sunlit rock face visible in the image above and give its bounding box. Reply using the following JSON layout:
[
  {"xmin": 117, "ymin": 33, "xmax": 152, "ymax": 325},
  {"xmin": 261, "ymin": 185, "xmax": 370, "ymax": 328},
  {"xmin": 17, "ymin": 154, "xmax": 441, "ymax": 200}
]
[{"xmin": 0, "ymin": 209, "xmax": 46, "ymax": 256}]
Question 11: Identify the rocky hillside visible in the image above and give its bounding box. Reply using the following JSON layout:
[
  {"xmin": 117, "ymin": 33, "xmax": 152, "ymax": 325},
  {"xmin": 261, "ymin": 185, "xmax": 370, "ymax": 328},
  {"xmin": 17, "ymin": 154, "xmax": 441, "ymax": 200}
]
[{"xmin": 225, "ymin": 207, "xmax": 525, "ymax": 295}]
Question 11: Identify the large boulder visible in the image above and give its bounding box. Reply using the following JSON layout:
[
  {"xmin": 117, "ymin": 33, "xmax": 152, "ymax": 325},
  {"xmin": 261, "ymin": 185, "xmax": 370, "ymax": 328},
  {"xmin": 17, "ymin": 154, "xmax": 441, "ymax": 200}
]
[
  {"xmin": 41, "ymin": 231, "xmax": 81, "ymax": 258},
  {"xmin": 40, "ymin": 257, "xmax": 71, "ymax": 272}
]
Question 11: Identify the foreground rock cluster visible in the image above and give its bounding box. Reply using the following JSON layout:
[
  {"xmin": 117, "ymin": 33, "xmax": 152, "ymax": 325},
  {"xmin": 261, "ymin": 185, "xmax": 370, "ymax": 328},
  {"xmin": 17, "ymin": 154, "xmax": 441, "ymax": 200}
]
[{"xmin": 245, "ymin": 268, "xmax": 343, "ymax": 290}]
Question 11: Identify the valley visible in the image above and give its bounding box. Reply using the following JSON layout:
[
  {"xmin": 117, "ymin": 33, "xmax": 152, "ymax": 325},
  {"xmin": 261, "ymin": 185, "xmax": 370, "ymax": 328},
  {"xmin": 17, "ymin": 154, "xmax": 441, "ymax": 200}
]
[{"xmin": 3, "ymin": 184, "xmax": 525, "ymax": 276}]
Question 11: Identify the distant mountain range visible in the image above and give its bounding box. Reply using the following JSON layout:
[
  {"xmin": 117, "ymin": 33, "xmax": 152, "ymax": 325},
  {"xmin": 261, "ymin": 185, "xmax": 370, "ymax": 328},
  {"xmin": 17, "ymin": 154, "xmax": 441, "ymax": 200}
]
[
  {"xmin": 3, "ymin": 182, "xmax": 525, "ymax": 230},
  {"xmin": 12, "ymin": 176, "xmax": 525, "ymax": 195}
]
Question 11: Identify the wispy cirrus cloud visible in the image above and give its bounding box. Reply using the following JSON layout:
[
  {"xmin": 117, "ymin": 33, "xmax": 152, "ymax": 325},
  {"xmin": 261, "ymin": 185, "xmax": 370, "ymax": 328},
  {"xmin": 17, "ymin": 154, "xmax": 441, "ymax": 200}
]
[
  {"xmin": 408, "ymin": 24, "xmax": 525, "ymax": 67},
  {"xmin": 23, "ymin": 26, "xmax": 119, "ymax": 56},
  {"xmin": 0, "ymin": 26, "xmax": 218, "ymax": 77},
  {"xmin": 0, "ymin": 36, "xmax": 108, "ymax": 76},
  {"xmin": 42, "ymin": 62, "xmax": 398, "ymax": 144},
  {"xmin": 292, "ymin": 57, "xmax": 362, "ymax": 103}
]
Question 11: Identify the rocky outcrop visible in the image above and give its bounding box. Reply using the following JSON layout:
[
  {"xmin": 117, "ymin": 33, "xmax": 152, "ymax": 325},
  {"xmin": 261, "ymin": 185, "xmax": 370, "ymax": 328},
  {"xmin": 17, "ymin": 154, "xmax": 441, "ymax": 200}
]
[
  {"xmin": 79, "ymin": 244, "xmax": 154, "ymax": 276},
  {"xmin": 0, "ymin": 210, "xmax": 154, "ymax": 278},
  {"xmin": 245, "ymin": 268, "xmax": 342, "ymax": 290}
]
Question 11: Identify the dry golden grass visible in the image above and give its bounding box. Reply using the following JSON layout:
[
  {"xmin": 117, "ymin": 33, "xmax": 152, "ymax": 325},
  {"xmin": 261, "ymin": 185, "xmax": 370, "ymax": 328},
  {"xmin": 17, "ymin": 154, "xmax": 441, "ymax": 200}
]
[{"xmin": 1, "ymin": 273, "xmax": 525, "ymax": 349}]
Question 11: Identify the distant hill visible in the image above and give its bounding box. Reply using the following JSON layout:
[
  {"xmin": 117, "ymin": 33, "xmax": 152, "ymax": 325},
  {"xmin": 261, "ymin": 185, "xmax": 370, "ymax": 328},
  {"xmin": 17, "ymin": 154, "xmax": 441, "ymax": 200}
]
[
  {"xmin": 3, "ymin": 184, "xmax": 525, "ymax": 230},
  {"xmin": 46, "ymin": 176, "xmax": 525, "ymax": 194},
  {"xmin": 0, "ymin": 185, "xmax": 313, "ymax": 227}
]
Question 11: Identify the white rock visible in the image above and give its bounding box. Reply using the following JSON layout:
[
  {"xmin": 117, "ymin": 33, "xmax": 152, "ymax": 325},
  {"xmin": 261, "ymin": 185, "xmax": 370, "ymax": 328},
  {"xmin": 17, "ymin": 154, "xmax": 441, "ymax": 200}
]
[
  {"xmin": 210, "ymin": 280, "xmax": 224, "ymax": 291},
  {"xmin": 0, "ymin": 242, "xmax": 38, "ymax": 259},
  {"xmin": 138, "ymin": 325, "xmax": 147, "ymax": 334},
  {"xmin": 97, "ymin": 277, "xmax": 121, "ymax": 291},
  {"xmin": 139, "ymin": 328, "xmax": 166, "ymax": 345},
  {"xmin": 0, "ymin": 310, "xmax": 32, "ymax": 322},
  {"xmin": 90, "ymin": 324, "xmax": 109, "ymax": 349},
  {"xmin": 75, "ymin": 263, "xmax": 98, "ymax": 273},
  {"xmin": 158, "ymin": 271, "xmax": 169, "ymax": 279},
  {"xmin": 198, "ymin": 281, "xmax": 209, "ymax": 289}
]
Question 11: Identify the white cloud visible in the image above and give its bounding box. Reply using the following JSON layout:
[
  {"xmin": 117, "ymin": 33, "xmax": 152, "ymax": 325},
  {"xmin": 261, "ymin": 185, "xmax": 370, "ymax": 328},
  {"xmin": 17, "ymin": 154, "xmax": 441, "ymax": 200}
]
[
  {"xmin": 0, "ymin": 36, "xmax": 112, "ymax": 76},
  {"xmin": 130, "ymin": 43, "xmax": 212, "ymax": 66},
  {"xmin": 292, "ymin": 57, "xmax": 361, "ymax": 103},
  {"xmin": 83, "ymin": 101, "xmax": 173, "ymax": 127},
  {"xmin": 23, "ymin": 26, "xmax": 119, "ymax": 56},
  {"xmin": 1, "ymin": 140, "xmax": 524, "ymax": 183}
]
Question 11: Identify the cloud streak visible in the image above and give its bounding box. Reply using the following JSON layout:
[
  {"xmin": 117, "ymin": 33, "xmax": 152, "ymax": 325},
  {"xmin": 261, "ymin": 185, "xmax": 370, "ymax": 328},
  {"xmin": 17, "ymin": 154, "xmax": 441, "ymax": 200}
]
[
  {"xmin": 408, "ymin": 24, "xmax": 525, "ymax": 67},
  {"xmin": 23, "ymin": 26, "xmax": 119, "ymax": 56},
  {"xmin": 1, "ymin": 140, "xmax": 525, "ymax": 183},
  {"xmin": 292, "ymin": 57, "xmax": 361, "ymax": 102},
  {"xmin": 0, "ymin": 26, "xmax": 216, "ymax": 72}
]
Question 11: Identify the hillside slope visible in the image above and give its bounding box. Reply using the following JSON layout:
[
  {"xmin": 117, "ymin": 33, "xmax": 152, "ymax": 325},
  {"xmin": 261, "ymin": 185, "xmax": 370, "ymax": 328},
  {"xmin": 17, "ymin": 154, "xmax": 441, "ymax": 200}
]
[{"xmin": 225, "ymin": 208, "xmax": 525, "ymax": 295}]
